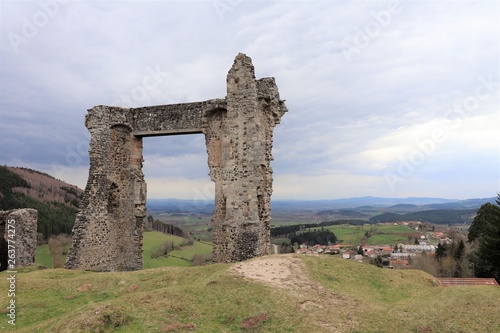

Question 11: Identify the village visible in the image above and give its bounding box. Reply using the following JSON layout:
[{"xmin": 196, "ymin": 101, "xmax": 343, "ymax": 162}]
[{"xmin": 294, "ymin": 221, "xmax": 459, "ymax": 269}]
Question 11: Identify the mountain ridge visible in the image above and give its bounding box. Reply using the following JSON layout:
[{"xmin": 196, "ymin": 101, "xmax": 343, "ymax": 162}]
[{"xmin": 0, "ymin": 165, "xmax": 83, "ymax": 238}]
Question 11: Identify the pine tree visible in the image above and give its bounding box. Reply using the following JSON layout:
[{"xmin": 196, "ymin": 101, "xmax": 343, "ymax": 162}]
[
  {"xmin": 470, "ymin": 194, "xmax": 500, "ymax": 282},
  {"xmin": 468, "ymin": 202, "xmax": 497, "ymax": 243},
  {"xmin": 454, "ymin": 239, "xmax": 465, "ymax": 261},
  {"xmin": 435, "ymin": 243, "xmax": 447, "ymax": 261}
]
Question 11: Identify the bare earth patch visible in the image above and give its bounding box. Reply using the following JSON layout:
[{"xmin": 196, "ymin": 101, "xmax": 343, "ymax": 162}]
[
  {"xmin": 230, "ymin": 255, "xmax": 303, "ymax": 288},
  {"xmin": 77, "ymin": 284, "xmax": 92, "ymax": 292},
  {"xmin": 240, "ymin": 313, "xmax": 270, "ymax": 329},
  {"xmin": 230, "ymin": 254, "xmax": 359, "ymax": 332},
  {"xmin": 127, "ymin": 284, "xmax": 138, "ymax": 292}
]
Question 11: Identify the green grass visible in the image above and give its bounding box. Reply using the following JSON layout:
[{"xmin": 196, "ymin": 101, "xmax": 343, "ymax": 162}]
[
  {"xmin": 141, "ymin": 231, "xmax": 213, "ymax": 269},
  {"xmin": 1, "ymin": 263, "xmax": 310, "ymax": 332},
  {"xmin": 141, "ymin": 231, "xmax": 187, "ymax": 268},
  {"xmin": 35, "ymin": 244, "xmax": 53, "ymax": 268},
  {"xmin": 304, "ymin": 256, "xmax": 500, "ymax": 332},
  {"xmin": 271, "ymin": 238, "xmax": 291, "ymax": 245},
  {"xmin": 35, "ymin": 244, "xmax": 70, "ymax": 268},
  {"xmin": 167, "ymin": 241, "xmax": 213, "ymax": 261},
  {"xmin": 2, "ymin": 255, "xmax": 499, "ymax": 332}
]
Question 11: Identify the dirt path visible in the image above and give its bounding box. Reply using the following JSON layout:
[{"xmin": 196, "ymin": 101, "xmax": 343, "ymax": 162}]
[{"xmin": 230, "ymin": 254, "xmax": 359, "ymax": 332}]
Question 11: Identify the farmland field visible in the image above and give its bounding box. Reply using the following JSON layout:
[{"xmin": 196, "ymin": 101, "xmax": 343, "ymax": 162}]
[
  {"xmin": 140, "ymin": 231, "xmax": 213, "ymax": 269},
  {"xmin": 322, "ymin": 224, "xmax": 415, "ymax": 245}
]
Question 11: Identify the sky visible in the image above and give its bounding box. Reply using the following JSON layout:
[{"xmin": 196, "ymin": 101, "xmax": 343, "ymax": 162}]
[{"xmin": 0, "ymin": 0, "xmax": 499, "ymax": 201}]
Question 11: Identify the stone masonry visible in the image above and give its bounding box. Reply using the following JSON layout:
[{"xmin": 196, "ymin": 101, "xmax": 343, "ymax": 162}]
[
  {"xmin": 0, "ymin": 209, "xmax": 38, "ymax": 271},
  {"xmin": 65, "ymin": 53, "xmax": 287, "ymax": 271}
]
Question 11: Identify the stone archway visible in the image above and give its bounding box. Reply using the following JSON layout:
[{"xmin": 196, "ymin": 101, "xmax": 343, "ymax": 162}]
[{"xmin": 65, "ymin": 53, "xmax": 287, "ymax": 271}]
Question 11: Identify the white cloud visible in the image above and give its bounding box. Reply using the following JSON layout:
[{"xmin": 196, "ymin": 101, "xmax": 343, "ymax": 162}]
[{"xmin": 273, "ymin": 172, "xmax": 387, "ymax": 200}]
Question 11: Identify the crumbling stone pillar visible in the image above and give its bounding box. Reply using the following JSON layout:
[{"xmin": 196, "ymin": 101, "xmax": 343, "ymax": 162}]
[
  {"xmin": 65, "ymin": 108, "xmax": 147, "ymax": 271},
  {"xmin": 205, "ymin": 54, "xmax": 287, "ymax": 262},
  {"xmin": 0, "ymin": 209, "xmax": 38, "ymax": 271}
]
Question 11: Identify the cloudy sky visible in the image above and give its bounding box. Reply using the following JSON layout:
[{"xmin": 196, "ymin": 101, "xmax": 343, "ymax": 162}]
[{"xmin": 1, "ymin": 1, "xmax": 498, "ymax": 201}]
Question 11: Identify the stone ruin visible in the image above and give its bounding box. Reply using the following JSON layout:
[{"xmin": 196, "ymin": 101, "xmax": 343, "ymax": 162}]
[
  {"xmin": 65, "ymin": 53, "xmax": 287, "ymax": 271},
  {"xmin": 0, "ymin": 208, "xmax": 38, "ymax": 271}
]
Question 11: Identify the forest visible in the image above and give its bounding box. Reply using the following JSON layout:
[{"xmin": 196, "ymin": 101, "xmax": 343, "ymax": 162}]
[{"xmin": 0, "ymin": 166, "xmax": 78, "ymax": 239}]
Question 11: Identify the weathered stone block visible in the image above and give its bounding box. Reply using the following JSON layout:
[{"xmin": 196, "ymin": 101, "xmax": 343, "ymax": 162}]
[{"xmin": 0, "ymin": 209, "xmax": 38, "ymax": 270}]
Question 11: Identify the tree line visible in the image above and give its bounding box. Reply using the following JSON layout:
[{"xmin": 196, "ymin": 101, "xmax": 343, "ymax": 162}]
[
  {"xmin": 290, "ymin": 229, "xmax": 338, "ymax": 246},
  {"xmin": 147, "ymin": 215, "xmax": 191, "ymax": 239},
  {"xmin": 270, "ymin": 219, "xmax": 365, "ymax": 238}
]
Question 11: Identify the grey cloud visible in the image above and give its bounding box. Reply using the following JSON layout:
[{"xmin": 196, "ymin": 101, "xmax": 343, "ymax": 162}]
[{"xmin": 1, "ymin": 1, "xmax": 498, "ymax": 199}]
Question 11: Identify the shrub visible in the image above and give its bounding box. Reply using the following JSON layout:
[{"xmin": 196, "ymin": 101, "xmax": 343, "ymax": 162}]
[
  {"xmin": 192, "ymin": 254, "xmax": 206, "ymax": 266},
  {"xmin": 48, "ymin": 234, "xmax": 72, "ymax": 268},
  {"xmin": 150, "ymin": 241, "xmax": 174, "ymax": 258}
]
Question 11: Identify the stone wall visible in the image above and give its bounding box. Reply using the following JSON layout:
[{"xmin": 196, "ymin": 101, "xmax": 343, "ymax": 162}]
[
  {"xmin": 66, "ymin": 53, "xmax": 287, "ymax": 271},
  {"xmin": 0, "ymin": 209, "xmax": 38, "ymax": 271}
]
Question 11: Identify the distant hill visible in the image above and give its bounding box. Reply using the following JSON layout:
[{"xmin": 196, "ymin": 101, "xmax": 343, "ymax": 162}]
[
  {"xmin": 0, "ymin": 166, "xmax": 83, "ymax": 239},
  {"xmin": 271, "ymin": 196, "xmax": 494, "ymax": 212},
  {"xmin": 6, "ymin": 166, "xmax": 83, "ymax": 207},
  {"xmin": 147, "ymin": 198, "xmax": 214, "ymax": 215},
  {"xmin": 369, "ymin": 209, "xmax": 478, "ymax": 224},
  {"xmin": 147, "ymin": 196, "xmax": 494, "ymax": 222},
  {"xmin": 316, "ymin": 209, "xmax": 370, "ymax": 218},
  {"xmin": 388, "ymin": 204, "xmax": 417, "ymax": 208}
]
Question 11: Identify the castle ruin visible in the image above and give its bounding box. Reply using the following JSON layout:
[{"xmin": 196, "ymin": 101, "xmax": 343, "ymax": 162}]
[{"xmin": 65, "ymin": 53, "xmax": 287, "ymax": 271}]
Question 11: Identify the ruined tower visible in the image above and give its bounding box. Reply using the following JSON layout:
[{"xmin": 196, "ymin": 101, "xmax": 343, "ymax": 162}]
[
  {"xmin": 0, "ymin": 209, "xmax": 38, "ymax": 271},
  {"xmin": 65, "ymin": 53, "xmax": 287, "ymax": 271}
]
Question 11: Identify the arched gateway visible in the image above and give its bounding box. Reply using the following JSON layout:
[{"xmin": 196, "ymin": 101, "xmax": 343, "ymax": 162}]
[{"xmin": 65, "ymin": 53, "xmax": 287, "ymax": 271}]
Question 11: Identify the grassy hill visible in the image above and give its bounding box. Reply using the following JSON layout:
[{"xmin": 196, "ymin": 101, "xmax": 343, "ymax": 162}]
[{"xmin": 2, "ymin": 255, "xmax": 499, "ymax": 332}]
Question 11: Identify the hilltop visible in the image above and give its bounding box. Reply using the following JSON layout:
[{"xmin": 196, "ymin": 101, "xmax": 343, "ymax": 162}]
[
  {"xmin": 2, "ymin": 166, "xmax": 83, "ymax": 207},
  {"xmin": 0, "ymin": 165, "xmax": 83, "ymax": 238},
  {"xmin": 2, "ymin": 255, "xmax": 499, "ymax": 332}
]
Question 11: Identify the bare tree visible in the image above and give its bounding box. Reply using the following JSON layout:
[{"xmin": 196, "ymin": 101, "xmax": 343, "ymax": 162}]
[
  {"xmin": 192, "ymin": 254, "xmax": 206, "ymax": 266},
  {"xmin": 48, "ymin": 234, "xmax": 72, "ymax": 268},
  {"xmin": 412, "ymin": 252, "xmax": 439, "ymax": 277}
]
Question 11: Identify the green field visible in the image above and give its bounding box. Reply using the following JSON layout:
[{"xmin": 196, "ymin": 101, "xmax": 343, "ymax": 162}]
[
  {"xmin": 322, "ymin": 224, "xmax": 414, "ymax": 245},
  {"xmin": 142, "ymin": 231, "xmax": 213, "ymax": 269},
  {"xmin": 36, "ymin": 231, "xmax": 213, "ymax": 269},
  {"xmin": 35, "ymin": 243, "xmax": 71, "ymax": 268},
  {"xmin": 35, "ymin": 244, "xmax": 55, "ymax": 268},
  {"xmin": 154, "ymin": 214, "xmax": 213, "ymax": 241}
]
